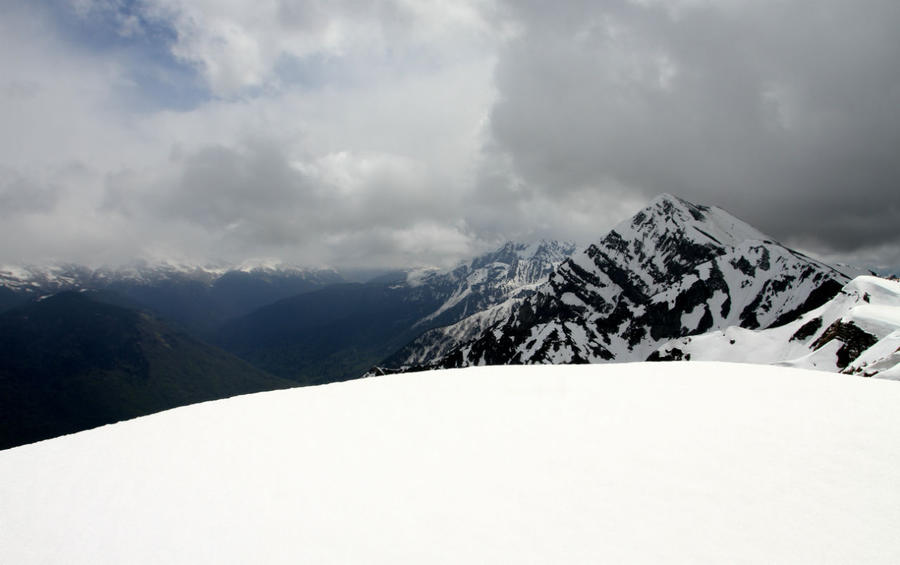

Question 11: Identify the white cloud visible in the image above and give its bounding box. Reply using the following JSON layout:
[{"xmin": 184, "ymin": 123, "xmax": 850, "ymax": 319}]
[
  {"xmin": 137, "ymin": 0, "xmax": 496, "ymax": 96},
  {"xmin": 1, "ymin": 0, "xmax": 898, "ymax": 270},
  {"xmin": 485, "ymin": 0, "xmax": 900, "ymax": 257},
  {"xmin": 0, "ymin": 0, "xmax": 499, "ymax": 268}
]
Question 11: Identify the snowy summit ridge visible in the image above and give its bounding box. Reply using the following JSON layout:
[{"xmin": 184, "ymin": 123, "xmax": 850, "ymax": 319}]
[{"xmin": 653, "ymin": 275, "xmax": 900, "ymax": 379}]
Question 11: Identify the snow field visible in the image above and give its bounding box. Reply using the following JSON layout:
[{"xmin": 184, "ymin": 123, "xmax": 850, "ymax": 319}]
[{"xmin": 2, "ymin": 363, "xmax": 900, "ymax": 564}]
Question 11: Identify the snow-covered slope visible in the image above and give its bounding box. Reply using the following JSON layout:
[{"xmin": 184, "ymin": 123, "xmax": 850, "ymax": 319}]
[
  {"xmin": 409, "ymin": 240, "xmax": 575, "ymax": 327},
  {"xmin": 375, "ymin": 240, "xmax": 575, "ymax": 369},
  {"xmin": 653, "ymin": 276, "xmax": 900, "ymax": 379},
  {"xmin": 426, "ymin": 194, "xmax": 851, "ymax": 369},
  {"xmin": 2, "ymin": 363, "xmax": 900, "ymax": 564},
  {"xmin": 383, "ymin": 298, "xmax": 522, "ymax": 368}
]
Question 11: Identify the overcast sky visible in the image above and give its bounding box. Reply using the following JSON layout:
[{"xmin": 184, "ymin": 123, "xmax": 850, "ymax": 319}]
[{"xmin": 1, "ymin": 0, "xmax": 898, "ymax": 271}]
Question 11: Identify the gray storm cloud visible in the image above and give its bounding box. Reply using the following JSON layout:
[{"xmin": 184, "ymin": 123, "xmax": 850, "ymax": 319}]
[
  {"xmin": 0, "ymin": 168, "xmax": 61, "ymax": 217},
  {"xmin": 487, "ymin": 0, "xmax": 900, "ymax": 253},
  {"xmin": 101, "ymin": 138, "xmax": 473, "ymax": 267}
]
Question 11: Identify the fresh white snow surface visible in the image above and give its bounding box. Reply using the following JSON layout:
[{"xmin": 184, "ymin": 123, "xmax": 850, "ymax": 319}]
[{"xmin": 2, "ymin": 363, "xmax": 900, "ymax": 564}]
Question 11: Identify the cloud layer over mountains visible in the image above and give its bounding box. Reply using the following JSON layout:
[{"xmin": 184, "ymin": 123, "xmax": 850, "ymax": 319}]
[{"xmin": 2, "ymin": 0, "xmax": 899, "ymax": 270}]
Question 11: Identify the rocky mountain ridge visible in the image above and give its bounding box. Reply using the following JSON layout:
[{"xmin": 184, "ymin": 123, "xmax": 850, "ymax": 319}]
[{"xmin": 392, "ymin": 194, "xmax": 855, "ymax": 372}]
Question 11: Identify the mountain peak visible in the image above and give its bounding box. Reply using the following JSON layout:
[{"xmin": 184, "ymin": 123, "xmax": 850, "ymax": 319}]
[
  {"xmin": 616, "ymin": 194, "xmax": 771, "ymax": 253},
  {"xmin": 573, "ymin": 194, "xmax": 773, "ymax": 296},
  {"xmin": 647, "ymin": 192, "xmax": 695, "ymax": 208},
  {"xmin": 645, "ymin": 193, "xmax": 712, "ymax": 223}
]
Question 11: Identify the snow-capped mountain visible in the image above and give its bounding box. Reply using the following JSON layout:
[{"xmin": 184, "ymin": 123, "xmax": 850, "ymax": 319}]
[
  {"xmin": 4, "ymin": 364, "xmax": 900, "ymax": 563},
  {"xmin": 0, "ymin": 261, "xmax": 345, "ymax": 336},
  {"xmin": 0, "ymin": 260, "xmax": 339, "ymax": 294},
  {"xmin": 377, "ymin": 240, "xmax": 576, "ymax": 368},
  {"xmin": 652, "ymin": 275, "xmax": 900, "ymax": 379},
  {"xmin": 380, "ymin": 299, "xmax": 523, "ymax": 369},
  {"xmin": 408, "ymin": 240, "xmax": 575, "ymax": 324},
  {"xmin": 417, "ymin": 194, "xmax": 853, "ymax": 369}
]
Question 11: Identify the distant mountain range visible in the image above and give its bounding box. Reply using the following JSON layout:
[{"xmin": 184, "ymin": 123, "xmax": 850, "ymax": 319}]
[
  {"xmin": 0, "ymin": 241, "xmax": 578, "ymax": 388},
  {"xmin": 0, "ymin": 240, "xmax": 579, "ymax": 447},
  {"xmin": 0, "ymin": 262, "xmax": 344, "ymax": 337}
]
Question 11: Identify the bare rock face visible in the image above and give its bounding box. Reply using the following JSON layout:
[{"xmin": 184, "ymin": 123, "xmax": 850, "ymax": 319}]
[{"xmin": 811, "ymin": 321, "xmax": 879, "ymax": 369}]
